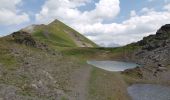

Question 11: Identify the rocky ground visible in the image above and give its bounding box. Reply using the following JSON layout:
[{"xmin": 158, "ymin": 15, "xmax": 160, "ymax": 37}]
[
  {"xmin": 123, "ymin": 24, "xmax": 170, "ymax": 85},
  {"xmin": 0, "ymin": 24, "xmax": 170, "ymax": 100},
  {"xmin": 0, "ymin": 32, "xmax": 131, "ymax": 100},
  {"xmin": 0, "ymin": 35, "xmax": 90, "ymax": 100}
]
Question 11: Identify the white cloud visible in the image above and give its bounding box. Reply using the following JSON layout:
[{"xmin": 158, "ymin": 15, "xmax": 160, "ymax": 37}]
[
  {"xmin": 86, "ymin": 0, "xmax": 120, "ymax": 19},
  {"xmin": 36, "ymin": 0, "xmax": 120, "ymax": 24},
  {"xmin": 0, "ymin": 0, "xmax": 29, "ymax": 25},
  {"xmin": 0, "ymin": 0, "xmax": 21, "ymax": 10},
  {"xmin": 81, "ymin": 10, "xmax": 170, "ymax": 46},
  {"xmin": 164, "ymin": 3, "xmax": 170, "ymax": 11},
  {"xmin": 36, "ymin": 0, "xmax": 170, "ymax": 47},
  {"xmin": 140, "ymin": 7, "xmax": 155, "ymax": 14},
  {"xmin": 130, "ymin": 10, "xmax": 137, "ymax": 17}
]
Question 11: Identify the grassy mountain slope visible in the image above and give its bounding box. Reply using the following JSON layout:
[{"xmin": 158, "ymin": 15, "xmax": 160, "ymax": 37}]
[
  {"xmin": 0, "ymin": 34, "xmax": 130, "ymax": 100},
  {"xmin": 0, "ymin": 19, "xmax": 134, "ymax": 100},
  {"xmin": 22, "ymin": 19, "xmax": 97, "ymax": 47}
]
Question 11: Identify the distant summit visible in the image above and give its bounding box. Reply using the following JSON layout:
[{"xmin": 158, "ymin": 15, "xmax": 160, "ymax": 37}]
[{"xmin": 20, "ymin": 19, "xmax": 97, "ymax": 47}]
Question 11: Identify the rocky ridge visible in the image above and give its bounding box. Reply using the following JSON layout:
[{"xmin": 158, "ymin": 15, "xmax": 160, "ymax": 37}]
[{"xmin": 124, "ymin": 24, "xmax": 170, "ymax": 84}]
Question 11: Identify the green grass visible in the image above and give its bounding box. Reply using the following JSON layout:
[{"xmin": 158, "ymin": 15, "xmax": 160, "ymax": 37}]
[
  {"xmin": 0, "ymin": 39, "xmax": 18, "ymax": 70},
  {"xmin": 88, "ymin": 68, "xmax": 130, "ymax": 100},
  {"xmin": 31, "ymin": 20, "xmax": 97, "ymax": 48},
  {"xmin": 61, "ymin": 43, "xmax": 139, "ymax": 61},
  {"xmin": 49, "ymin": 20, "xmax": 97, "ymax": 47},
  {"xmin": 33, "ymin": 29, "xmax": 77, "ymax": 47},
  {"xmin": 61, "ymin": 96, "xmax": 68, "ymax": 100},
  {"xmin": 0, "ymin": 52, "xmax": 18, "ymax": 70},
  {"xmin": 33, "ymin": 31, "xmax": 75, "ymax": 47}
]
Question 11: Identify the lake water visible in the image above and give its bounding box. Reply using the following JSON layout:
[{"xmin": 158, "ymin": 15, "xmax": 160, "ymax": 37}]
[
  {"xmin": 127, "ymin": 84, "xmax": 170, "ymax": 100},
  {"xmin": 87, "ymin": 60, "xmax": 138, "ymax": 71}
]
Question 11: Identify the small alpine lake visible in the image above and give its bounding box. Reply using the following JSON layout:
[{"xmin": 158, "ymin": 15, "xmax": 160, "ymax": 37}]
[
  {"xmin": 127, "ymin": 84, "xmax": 170, "ymax": 100},
  {"xmin": 87, "ymin": 60, "xmax": 139, "ymax": 72}
]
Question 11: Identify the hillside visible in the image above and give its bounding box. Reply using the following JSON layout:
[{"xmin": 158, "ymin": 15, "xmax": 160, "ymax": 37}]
[
  {"xmin": 22, "ymin": 19, "xmax": 97, "ymax": 47},
  {"xmin": 123, "ymin": 24, "xmax": 170, "ymax": 84},
  {"xmin": 134, "ymin": 24, "xmax": 170, "ymax": 65},
  {"xmin": 0, "ymin": 19, "xmax": 130, "ymax": 100},
  {"xmin": 0, "ymin": 23, "xmax": 170, "ymax": 100}
]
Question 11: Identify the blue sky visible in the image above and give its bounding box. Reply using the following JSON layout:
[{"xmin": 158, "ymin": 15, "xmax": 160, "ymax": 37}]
[{"xmin": 0, "ymin": 0, "xmax": 170, "ymax": 46}]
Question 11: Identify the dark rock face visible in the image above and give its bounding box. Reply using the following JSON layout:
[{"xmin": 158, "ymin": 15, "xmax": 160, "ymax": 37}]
[
  {"xmin": 130, "ymin": 24, "xmax": 170, "ymax": 81},
  {"xmin": 12, "ymin": 31, "xmax": 36, "ymax": 47},
  {"xmin": 11, "ymin": 31, "xmax": 59, "ymax": 56},
  {"xmin": 137, "ymin": 24, "xmax": 170, "ymax": 51},
  {"xmin": 134, "ymin": 24, "xmax": 170, "ymax": 66}
]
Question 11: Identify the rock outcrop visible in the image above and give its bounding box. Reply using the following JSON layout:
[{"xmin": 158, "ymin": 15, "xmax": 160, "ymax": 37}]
[
  {"xmin": 126, "ymin": 24, "xmax": 170, "ymax": 82},
  {"xmin": 11, "ymin": 31, "xmax": 58, "ymax": 55},
  {"xmin": 134, "ymin": 24, "xmax": 170, "ymax": 67},
  {"xmin": 12, "ymin": 31, "xmax": 36, "ymax": 47}
]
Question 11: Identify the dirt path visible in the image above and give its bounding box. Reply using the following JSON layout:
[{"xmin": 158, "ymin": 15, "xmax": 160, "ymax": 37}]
[{"xmin": 70, "ymin": 65, "xmax": 92, "ymax": 100}]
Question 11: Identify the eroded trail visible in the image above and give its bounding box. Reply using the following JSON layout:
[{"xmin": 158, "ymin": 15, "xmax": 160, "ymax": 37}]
[{"xmin": 70, "ymin": 65, "xmax": 92, "ymax": 100}]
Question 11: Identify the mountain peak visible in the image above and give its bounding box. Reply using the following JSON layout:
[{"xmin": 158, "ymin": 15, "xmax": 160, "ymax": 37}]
[
  {"xmin": 19, "ymin": 19, "xmax": 97, "ymax": 47},
  {"xmin": 53, "ymin": 19, "xmax": 61, "ymax": 23},
  {"xmin": 49, "ymin": 19, "xmax": 64, "ymax": 25}
]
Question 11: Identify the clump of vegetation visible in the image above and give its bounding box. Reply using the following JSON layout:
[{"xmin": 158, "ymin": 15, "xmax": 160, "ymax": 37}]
[
  {"xmin": 12, "ymin": 31, "xmax": 36, "ymax": 47},
  {"xmin": 0, "ymin": 39, "xmax": 18, "ymax": 70},
  {"xmin": 88, "ymin": 68, "xmax": 130, "ymax": 100},
  {"xmin": 61, "ymin": 96, "xmax": 68, "ymax": 100},
  {"xmin": 122, "ymin": 67, "xmax": 143, "ymax": 79}
]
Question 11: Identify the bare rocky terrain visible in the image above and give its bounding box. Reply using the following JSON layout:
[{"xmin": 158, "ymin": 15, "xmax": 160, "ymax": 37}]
[{"xmin": 123, "ymin": 24, "xmax": 170, "ymax": 85}]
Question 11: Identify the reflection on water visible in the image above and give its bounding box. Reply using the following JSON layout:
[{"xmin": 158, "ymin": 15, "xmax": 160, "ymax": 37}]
[
  {"xmin": 87, "ymin": 60, "xmax": 138, "ymax": 71},
  {"xmin": 128, "ymin": 84, "xmax": 170, "ymax": 100}
]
